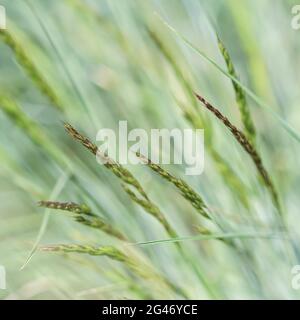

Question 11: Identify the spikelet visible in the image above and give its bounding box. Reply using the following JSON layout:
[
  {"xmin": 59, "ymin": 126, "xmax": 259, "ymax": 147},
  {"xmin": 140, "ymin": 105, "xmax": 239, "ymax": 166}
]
[
  {"xmin": 64, "ymin": 123, "xmax": 177, "ymax": 238},
  {"xmin": 38, "ymin": 200, "xmax": 127, "ymax": 241},
  {"xmin": 136, "ymin": 152, "xmax": 210, "ymax": 219},
  {"xmin": 41, "ymin": 244, "xmax": 187, "ymax": 298},
  {"xmin": 195, "ymin": 93, "xmax": 281, "ymax": 216},
  {"xmin": 0, "ymin": 30, "xmax": 64, "ymax": 111},
  {"xmin": 149, "ymin": 30, "xmax": 250, "ymax": 209},
  {"xmin": 217, "ymin": 37, "xmax": 256, "ymax": 145}
]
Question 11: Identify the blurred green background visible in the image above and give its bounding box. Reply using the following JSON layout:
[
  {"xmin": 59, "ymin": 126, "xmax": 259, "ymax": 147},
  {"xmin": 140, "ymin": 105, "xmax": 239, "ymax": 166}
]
[{"xmin": 1, "ymin": 0, "xmax": 300, "ymax": 299}]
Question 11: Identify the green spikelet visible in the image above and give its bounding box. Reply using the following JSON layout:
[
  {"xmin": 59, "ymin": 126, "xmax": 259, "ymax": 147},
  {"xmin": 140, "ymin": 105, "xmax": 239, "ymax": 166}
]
[
  {"xmin": 0, "ymin": 95, "xmax": 66, "ymax": 165},
  {"xmin": 122, "ymin": 185, "xmax": 177, "ymax": 238},
  {"xmin": 136, "ymin": 153, "xmax": 210, "ymax": 219},
  {"xmin": 217, "ymin": 37, "xmax": 256, "ymax": 145},
  {"xmin": 0, "ymin": 29, "xmax": 64, "ymax": 111},
  {"xmin": 41, "ymin": 244, "xmax": 187, "ymax": 298},
  {"xmin": 149, "ymin": 31, "xmax": 250, "ymax": 209},
  {"xmin": 41, "ymin": 244, "xmax": 126, "ymax": 260}
]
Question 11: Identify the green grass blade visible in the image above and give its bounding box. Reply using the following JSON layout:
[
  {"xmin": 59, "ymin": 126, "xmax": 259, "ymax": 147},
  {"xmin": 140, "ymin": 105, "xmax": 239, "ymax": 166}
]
[
  {"xmin": 20, "ymin": 171, "xmax": 70, "ymax": 270},
  {"xmin": 133, "ymin": 231, "xmax": 288, "ymax": 246}
]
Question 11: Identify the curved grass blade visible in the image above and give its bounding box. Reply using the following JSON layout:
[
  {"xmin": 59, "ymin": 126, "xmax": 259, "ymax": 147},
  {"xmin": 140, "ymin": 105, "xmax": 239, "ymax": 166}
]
[
  {"xmin": 20, "ymin": 171, "xmax": 70, "ymax": 270},
  {"xmin": 24, "ymin": 0, "xmax": 95, "ymax": 122}
]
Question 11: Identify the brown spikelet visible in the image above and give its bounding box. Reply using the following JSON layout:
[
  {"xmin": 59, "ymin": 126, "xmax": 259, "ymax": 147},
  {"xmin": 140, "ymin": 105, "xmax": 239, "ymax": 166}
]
[
  {"xmin": 38, "ymin": 200, "xmax": 91, "ymax": 214},
  {"xmin": 63, "ymin": 123, "xmax": 177, "ymax": 237},
  {"xmin": 64, "ymin": 123, "xmax": 98, "ymax": 156},
  {"xmin": 195, "ymin": 93, "xmax": 281, "ymax": 215},
  {"xmin": 64, "ymin": 123, "xmax": 148, "ymax": 198},
  {"xmin": 38, "ymin": 200, "xmax": 127, "ymax": 241}
]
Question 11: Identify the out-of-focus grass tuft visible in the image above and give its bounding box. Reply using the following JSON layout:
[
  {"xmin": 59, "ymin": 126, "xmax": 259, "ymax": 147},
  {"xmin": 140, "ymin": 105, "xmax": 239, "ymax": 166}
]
[{"xmin": 0, "ymin": 0, "xmax": 299, "ymax": 299}]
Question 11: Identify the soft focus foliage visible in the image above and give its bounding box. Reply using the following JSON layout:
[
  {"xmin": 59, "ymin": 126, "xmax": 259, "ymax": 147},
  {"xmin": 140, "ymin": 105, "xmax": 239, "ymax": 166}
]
[{"xmin": 1, "ymin": 0, "xmax": 300, "ymax": 299}]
